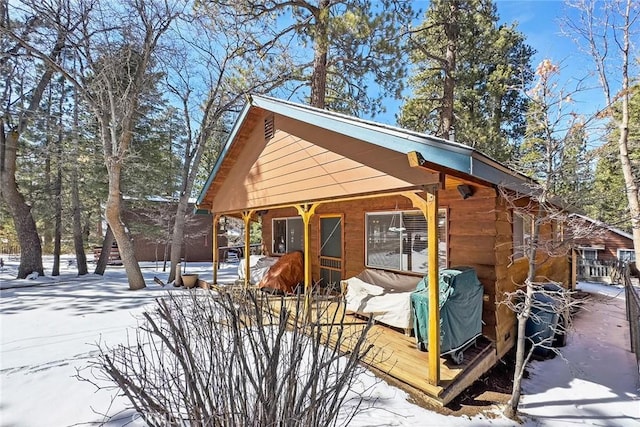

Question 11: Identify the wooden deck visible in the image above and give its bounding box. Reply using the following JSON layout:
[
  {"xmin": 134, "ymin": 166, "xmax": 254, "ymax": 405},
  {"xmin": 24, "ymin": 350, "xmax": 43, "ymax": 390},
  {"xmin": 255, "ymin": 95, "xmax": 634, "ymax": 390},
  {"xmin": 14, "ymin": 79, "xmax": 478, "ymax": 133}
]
[{"xmin": 265, "ymin": 295, "xmax": 499, "ymax": 407}]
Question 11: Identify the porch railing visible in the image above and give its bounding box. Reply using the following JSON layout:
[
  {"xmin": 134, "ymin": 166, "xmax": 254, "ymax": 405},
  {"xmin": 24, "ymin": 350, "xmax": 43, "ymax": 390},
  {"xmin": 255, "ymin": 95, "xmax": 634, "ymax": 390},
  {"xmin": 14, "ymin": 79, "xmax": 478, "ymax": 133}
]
[
  {"xmin": 623, "ymin": 266, "xmax": 640, "ymax": 378},
  {"xmin": 577, "ymin": 258, "xmax": 627, "ymax": 283}
]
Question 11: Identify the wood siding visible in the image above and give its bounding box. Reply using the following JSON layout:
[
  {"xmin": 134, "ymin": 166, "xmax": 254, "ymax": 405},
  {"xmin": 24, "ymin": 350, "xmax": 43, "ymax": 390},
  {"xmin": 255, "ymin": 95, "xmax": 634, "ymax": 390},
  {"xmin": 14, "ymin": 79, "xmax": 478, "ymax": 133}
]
[
  {"xmin": 261, "ymin": 184, "xmax": 571, "ymax": 359},
  {"xmin": 205, "ymin": 111, "xmax": 439, "ymax": 213},
  {"xmin": 573, "ymin": 225, "xmax": 634, "ymax": 262},
  {"xmin": 262, "ymin": 184, "xmax": 506, "ymax": 349}
]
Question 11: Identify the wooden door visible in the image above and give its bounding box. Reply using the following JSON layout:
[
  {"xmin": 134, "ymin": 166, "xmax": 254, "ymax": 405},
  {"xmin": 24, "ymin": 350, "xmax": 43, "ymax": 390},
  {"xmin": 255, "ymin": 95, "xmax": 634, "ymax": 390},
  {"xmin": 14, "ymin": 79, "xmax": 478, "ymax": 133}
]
[{"xmin": 319, "ymin": 215, "xmax": 343, "ymax": 289}]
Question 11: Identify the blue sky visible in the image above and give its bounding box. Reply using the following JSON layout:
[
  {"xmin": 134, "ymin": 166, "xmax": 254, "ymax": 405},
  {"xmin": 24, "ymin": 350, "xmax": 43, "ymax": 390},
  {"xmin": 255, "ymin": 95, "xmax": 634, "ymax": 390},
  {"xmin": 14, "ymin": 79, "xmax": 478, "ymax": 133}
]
[
  {"xmin": 495, "ymin": 0, "xmax": 578, "ymax": 64},
  {"xmin": 379, "ymin": 0, "xmax": 608, "ymax": 132},
  {"xmin": 495, "ymin": 0, "xmax": 598, "ymax": 89},
  {"xmin": 498, "ymin": 1, "xmax": 606, "ymax": 116}
]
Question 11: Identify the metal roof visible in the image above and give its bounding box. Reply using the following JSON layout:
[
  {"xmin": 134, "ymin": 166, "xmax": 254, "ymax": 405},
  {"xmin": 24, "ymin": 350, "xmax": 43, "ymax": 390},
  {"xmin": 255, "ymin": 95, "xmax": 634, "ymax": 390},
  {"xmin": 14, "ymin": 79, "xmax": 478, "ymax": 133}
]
[
  {"xmin": 196, "ymin": 95, "xmax": 535, "ymax": 207},
  {"xmin": 571, "ymin": 213, "xmax": 634, "ymax": 240}
]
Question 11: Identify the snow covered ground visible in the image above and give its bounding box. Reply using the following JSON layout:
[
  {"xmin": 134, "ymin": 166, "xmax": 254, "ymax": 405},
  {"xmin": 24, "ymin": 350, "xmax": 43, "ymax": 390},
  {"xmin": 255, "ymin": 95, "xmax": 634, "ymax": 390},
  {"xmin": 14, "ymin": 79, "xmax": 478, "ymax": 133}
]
[
  {"xmin": 520, "ymin": 281, "xmax": 640, "ymax": 426},
  {"xmin": 1, "ymin": 256, "xmax": 639, "ymax": 426}
]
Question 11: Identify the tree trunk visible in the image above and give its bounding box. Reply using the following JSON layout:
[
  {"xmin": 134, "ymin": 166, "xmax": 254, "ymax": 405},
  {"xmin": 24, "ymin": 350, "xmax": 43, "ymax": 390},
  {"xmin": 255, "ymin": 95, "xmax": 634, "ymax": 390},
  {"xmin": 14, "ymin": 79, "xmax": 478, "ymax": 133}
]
[
  {"xmin": 52, "ymin": 154, "xmax": 62, "ymax": 276},
  {"xmin": 0, "ymin": 131, "xmax": 44, "ymax": 279},
  {"xmin": 43, "ymin": 88, "xmax": 53, "ymax": 254},
  {"xmin": 506, "ymin": 278, "xmax": 533, "ymax": 419},
  {"xmin": 168, "ymin": 195, "xmax": 188, "ymax": 283},
  {"xmin": 441, "ymin": 1, "xmax": 459, "ymax": 141},
  {"xmin": 52, "ymin": 102, "xmax": 63, "ymax": 276},
  {"xmin": 105, "ymin": 165, "xmax": 145, "ymax": 290},
  {"xmin": 71, "ymin": 87, "xmax": 87, "ymax": 275},
  {"xmin": 309, "ymin": 0, "xmax": 331, "ymax": 109},
  {"xmin": 507, "ymin": 206, "xmax": 543, "ymax": 418},
  {"xmin": 94, "ymin": 225, "xmax": 115, "ymax": 275},
  {"xmin": 71, "ymin": 176, "xmax": 88, "ymax": 275},
  {"xmin": 616, "ymin": 3, "xmax": 640, "ymax": 264}
]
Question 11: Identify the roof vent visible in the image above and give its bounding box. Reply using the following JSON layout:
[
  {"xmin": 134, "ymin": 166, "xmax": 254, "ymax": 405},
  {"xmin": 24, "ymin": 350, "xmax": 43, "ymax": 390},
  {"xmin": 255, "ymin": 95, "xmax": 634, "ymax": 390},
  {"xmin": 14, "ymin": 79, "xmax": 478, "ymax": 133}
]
[{"xmin": 264, "ymin": 115, "xmax": 274, "ymax": 141}]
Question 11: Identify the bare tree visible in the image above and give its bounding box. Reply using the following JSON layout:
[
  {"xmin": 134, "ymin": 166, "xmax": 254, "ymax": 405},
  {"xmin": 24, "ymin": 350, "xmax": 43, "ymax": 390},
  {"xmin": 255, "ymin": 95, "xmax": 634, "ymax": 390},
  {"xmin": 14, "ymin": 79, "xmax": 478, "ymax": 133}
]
[
  {"xmin": 0, "ymin": 0, "xmax": 71, "ymax": 278},
  {"xmin": 502, "ymin": 60, "xmax": 591, "ymax": 419},
  {"xmin": 2, "ymin": 0, "xmax": 185, "ymax": 288},
  {"xmin": 565, "ymin": 0, "xmax": 640, "ymax": 263},
  {"xmin": 81, "ymin": 1, "xmax": 183, "ymax": 289},
  {"xmin": 82, "ymin": 289, "xmax": 376, "ymax": 426},
  {"xmin": 500, "ymin": 188, "xmax": 588, "ymax": 419},
  {"xmin": 164, "ymin": 8, "xmax": 291, "ymax": 283}
]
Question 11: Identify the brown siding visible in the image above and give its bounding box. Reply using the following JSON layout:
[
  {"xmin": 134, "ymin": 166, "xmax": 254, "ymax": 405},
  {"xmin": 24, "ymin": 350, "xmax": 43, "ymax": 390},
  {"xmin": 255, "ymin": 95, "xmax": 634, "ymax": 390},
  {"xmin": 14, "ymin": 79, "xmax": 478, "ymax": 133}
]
[
  {"xmin": 262, "ymin": 185, "xmax": 505, "ymax": 345},
  {"xmin": 495, "ymin": 199, "xmax": 571, "ymax": 357},
  {"xmin": 261, "ymin": 186, "xmax": 570, "ymax": 358},
  {"xmin": 124, "ymin": 203, "xmax": 214, "ymax": 263},
  {"xmin": 573, "ymin": 224, "xmax": 634, "ymax": 262},
  {"xmin": 206, "ymin": 113, "xmax": 439, "ymax": 213}
]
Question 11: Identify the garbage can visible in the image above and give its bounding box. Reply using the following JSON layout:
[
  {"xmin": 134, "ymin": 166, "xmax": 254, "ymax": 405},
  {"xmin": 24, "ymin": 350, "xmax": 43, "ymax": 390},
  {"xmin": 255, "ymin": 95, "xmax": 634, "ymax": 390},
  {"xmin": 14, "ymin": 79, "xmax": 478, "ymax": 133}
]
[{"xmin": 525, "ymin": 285, "xmax": 562, "ymax": 357}]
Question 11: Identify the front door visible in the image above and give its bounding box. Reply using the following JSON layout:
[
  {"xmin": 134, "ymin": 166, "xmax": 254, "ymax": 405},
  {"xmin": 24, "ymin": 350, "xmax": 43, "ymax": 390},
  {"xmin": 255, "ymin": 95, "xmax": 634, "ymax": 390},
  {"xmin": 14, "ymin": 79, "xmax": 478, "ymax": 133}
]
[{"xmin": 319, "ymin": 215, "xmax": 343, "ymax": 289}]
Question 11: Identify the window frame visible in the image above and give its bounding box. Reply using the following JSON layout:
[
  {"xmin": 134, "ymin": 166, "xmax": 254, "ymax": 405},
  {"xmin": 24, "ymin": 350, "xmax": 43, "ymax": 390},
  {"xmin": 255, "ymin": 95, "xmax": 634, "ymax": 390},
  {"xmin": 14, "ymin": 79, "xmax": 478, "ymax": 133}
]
[
  {"xmin": 618, "ymin": 248, "xmax": 636, "ymax": 262},
  {"xmin": 581, "ymin": 248, "xmax": 598, "ymax": 261},
  {"xmin": 272, "ymin": 216, "xmax": 303, "ymax": 255},
  {"xmin": 364, "ymin": 208, "xmax": 447, "ymax": 274},
  {"xmin": 513, "ymin": 211, "xmax": 533, "ymax": 260}
]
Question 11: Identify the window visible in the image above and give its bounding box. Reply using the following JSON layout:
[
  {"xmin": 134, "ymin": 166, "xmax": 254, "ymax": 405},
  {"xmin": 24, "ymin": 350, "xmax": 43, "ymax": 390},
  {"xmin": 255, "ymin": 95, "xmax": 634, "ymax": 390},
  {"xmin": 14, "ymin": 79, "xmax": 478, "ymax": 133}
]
[
  {"xmin": 272, "ymin": 217, "xmax": 303, "ymax": 254},
  {"xmin": 581, "ymin": 249, "xmax": 598, "ymax": 261},
  {"xmin": 618, "ymin": 249, "xmax": 636, "ymax": 262},
  {"xmin": 513, "ymin": 212, "xmax": 532, "ymax": 259},
  {"xmin": 365, "ymin": 209, "xmax": 447, "ymax": 274},
  {"xmin": 552, "ymin": 221, "xmax": 563, "ymax": 244}
]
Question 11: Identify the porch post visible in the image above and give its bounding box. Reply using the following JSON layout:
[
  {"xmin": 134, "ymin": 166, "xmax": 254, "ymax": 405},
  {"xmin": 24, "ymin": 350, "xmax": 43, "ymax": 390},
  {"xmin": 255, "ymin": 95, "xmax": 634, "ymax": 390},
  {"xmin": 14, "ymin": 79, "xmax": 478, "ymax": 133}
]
[
  {"xmin": 212, "ymin": 214, "xmax": 220, "ymax": 285},
  {"xmin": 242, "ymin": 210, "xmax": 254, "ymax": 288},
  {"xmin": 295, "ymin": 203, "xmax": 319, "ymax": 321},
  {"xmin": 425, "ymin": 187, "xmax": 440, "ymax": 385},
  {"xmin": 403, "ymin": 189, "xmax": 440, "ymax": 385}
]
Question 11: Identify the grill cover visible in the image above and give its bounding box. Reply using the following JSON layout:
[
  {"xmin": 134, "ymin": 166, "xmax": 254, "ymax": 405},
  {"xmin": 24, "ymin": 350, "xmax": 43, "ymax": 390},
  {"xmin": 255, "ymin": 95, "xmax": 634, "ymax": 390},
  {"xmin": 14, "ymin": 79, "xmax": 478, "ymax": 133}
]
[{"xmin": 411, "ymin": 267, "xmax": 484, "ymax": 354}]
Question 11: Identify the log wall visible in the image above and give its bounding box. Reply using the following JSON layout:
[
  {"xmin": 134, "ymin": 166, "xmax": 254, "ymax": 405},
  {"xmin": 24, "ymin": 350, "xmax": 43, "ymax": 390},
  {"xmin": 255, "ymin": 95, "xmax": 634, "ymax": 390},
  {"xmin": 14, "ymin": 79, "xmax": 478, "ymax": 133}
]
[{"xmin": 260, "ymin": 184, "xmax": 570, "ymax": 359}]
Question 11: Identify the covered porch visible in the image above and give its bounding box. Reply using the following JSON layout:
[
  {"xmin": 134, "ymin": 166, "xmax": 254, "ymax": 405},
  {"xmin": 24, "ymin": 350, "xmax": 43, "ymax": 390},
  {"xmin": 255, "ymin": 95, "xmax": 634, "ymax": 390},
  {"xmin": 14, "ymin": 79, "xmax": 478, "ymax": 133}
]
[
  {"xmin": 258, "ymin": 293, "xmax": 497, "ymax": 407},
  {"xmin": 209, "ymin": 183, "xmax": 448, "ymax": 388}
]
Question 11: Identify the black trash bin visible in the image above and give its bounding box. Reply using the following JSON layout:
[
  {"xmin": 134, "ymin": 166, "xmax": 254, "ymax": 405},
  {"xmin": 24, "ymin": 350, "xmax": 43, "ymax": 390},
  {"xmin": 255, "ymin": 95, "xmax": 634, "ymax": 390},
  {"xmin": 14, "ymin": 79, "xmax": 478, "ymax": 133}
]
[{"xmin": 525, "ymin": 283, "xmax": 567, "ymax": 357}]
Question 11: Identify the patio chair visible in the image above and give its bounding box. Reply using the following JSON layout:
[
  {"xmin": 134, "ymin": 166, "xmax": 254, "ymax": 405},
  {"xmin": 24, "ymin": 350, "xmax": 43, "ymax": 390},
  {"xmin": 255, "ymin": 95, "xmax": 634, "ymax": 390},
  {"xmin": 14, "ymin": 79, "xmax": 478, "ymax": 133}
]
[{"xmin": 227, "ymin": 250, "xmax": 240, "ymax": 263}]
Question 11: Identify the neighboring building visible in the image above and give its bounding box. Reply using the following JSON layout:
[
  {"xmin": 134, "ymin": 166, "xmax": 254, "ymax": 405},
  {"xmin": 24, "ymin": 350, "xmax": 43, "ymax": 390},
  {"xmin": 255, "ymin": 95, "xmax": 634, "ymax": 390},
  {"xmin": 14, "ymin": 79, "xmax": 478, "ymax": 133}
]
[
  {"xmin": 195, "ymin": 95, "xmax": 571, "ymax": 405},
  {"xmin": 95, "ymin": 200, "xmax": 216, "ymax": 263},
  {"xmin": 571, "ymin": 213, "xmax": 636, "ymax": 263}
]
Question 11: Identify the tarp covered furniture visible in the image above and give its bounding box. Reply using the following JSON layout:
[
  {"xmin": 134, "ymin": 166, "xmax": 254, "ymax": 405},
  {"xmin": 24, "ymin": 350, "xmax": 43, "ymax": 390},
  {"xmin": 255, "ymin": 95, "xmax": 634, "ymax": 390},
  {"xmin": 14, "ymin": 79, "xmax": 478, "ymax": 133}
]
[
  {"xmin": 238, "ymin": 255, "xmax": 279, "ymax": 285},
  {"xmin": 411, "ymin": 267, "xmax": 483, "ymax": 363},
  {"xmin": 257, "ymin": 251, "xmax": 304, "ymax": 294},
  {"xmin": 341, "ymin": 269, "xmax": 421, "ymax": 333}
]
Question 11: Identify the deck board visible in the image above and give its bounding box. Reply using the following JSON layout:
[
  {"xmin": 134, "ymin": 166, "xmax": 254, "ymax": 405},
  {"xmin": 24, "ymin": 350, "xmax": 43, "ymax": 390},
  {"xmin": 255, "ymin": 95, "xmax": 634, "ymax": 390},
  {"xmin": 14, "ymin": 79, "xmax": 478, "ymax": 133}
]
[{"xmin": 265, "ymin": 296, "xmax": 498, "ymax": 405}]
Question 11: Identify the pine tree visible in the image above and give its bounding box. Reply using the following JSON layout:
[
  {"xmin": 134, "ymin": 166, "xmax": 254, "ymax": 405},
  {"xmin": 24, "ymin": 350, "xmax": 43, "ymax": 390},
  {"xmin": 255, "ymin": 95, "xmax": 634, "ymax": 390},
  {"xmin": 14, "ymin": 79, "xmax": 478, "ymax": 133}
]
[
  {"xmin": 399, "ymin": 0, "xmax": 534, "ymax": 161},
  {"xmin": 209, "ymin": 0, "xmax": 414, "ymax": 117}
]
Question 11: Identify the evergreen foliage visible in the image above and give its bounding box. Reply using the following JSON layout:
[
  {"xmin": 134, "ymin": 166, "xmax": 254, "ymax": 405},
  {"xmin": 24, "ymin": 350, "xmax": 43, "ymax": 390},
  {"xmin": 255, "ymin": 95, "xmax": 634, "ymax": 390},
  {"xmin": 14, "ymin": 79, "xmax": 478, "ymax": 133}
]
[
  {"xmin": 208, "ymin": 0, "xmax": 414, "ymax": 117},
  {"xmin": 514, "ymin": 60, "xmax": 592, "ymax": 206},
  {"xmin": 399, "ymin": 0, "xmax": 534, "ymax": 161}
]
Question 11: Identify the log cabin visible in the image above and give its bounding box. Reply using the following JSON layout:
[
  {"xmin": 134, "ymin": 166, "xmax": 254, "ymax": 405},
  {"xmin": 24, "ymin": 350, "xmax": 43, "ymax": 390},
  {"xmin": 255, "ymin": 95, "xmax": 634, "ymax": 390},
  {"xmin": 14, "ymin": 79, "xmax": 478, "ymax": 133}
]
[
  {"xmin": 195, "ymin": 95, "xmax": 572, "ymax": 405},
  {"xmin": 571, "ymin": 213, "xmax": 636, "ymax": 263}
]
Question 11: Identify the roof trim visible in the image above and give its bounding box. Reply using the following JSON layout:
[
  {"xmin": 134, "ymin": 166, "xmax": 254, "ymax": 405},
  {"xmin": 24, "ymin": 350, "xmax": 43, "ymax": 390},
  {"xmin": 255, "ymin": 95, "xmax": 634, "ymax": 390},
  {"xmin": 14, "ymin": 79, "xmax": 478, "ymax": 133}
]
[
  {"xmin": 196, "ymin": 101, "xmax": 252, "ymax": 206},
  {"xmin": 571, "ymin": 213, "xmax": 634, "ymax": 240}
]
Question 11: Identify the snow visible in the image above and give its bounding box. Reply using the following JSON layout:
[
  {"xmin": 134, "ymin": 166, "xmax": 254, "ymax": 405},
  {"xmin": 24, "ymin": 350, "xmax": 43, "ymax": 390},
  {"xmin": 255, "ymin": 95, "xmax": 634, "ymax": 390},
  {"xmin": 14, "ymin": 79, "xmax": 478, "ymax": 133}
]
[
  {"xmin": 1, "ymin": 257, "xmax": 639, "ymax": 426},
  {"xmin": 519, "ymin": 282, "xmax": 640, "ymax": 426}
]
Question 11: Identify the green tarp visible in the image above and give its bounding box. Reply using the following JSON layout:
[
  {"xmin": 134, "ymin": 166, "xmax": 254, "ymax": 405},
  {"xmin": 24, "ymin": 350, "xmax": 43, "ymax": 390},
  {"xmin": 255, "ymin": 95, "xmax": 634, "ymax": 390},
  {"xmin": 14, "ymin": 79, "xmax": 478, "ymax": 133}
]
[{"xmin": 411, "ymin": 267, "xmax": 484, "ymax": 354}]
